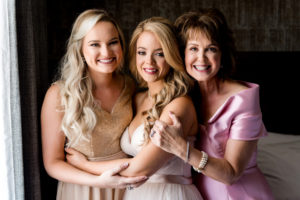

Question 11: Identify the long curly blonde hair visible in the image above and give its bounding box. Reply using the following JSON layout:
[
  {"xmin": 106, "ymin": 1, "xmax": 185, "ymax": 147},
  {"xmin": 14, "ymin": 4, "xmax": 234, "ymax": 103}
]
[
  {"xmin": 129, "ymin": 17, "xmax": 192, "ymax": 143},
  {"xmin": 56, "ymin": 9, "xmax": 126, "ymax": 147}
]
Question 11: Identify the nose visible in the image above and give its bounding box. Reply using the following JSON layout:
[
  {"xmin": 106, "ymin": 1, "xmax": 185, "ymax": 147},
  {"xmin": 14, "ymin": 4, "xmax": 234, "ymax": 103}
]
[
  {"xmin": 145, "ymin": 53, "xmax": 154, "ymax": 65},
  {"xmin": 197, "ymin": 50, "xmax": 207, "ymax": 61},
  {"xmin": 100, "ymin": 45, "xmax": 110, "ymax": 57}
]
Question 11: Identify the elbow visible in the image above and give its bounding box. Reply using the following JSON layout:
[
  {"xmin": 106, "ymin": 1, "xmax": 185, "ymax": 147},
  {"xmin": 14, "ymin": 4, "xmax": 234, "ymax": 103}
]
[
  {"xmin": 43, "ymin": 158, "xmax": 64, "ymax": 179},
  {"xmin": 219, "ymin": 164, "xmax": 243, "ymax": 185},
  {"xmin": 222, "ymin": 171, "xmax": 242, "ymax": 186},
  {"xmin": 223, "ymin": 177, "xmax": 239, "ymax": 185},
  {"xmin": 43, "ymin": 160, "xmax": 57, "ymax": 178}
]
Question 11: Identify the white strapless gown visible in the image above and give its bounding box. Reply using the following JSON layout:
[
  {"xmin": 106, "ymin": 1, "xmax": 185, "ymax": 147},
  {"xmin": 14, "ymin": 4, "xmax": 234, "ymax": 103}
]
[{"xmin": 120, "ymin": 124, "xmax": 203, "ymax": 200}]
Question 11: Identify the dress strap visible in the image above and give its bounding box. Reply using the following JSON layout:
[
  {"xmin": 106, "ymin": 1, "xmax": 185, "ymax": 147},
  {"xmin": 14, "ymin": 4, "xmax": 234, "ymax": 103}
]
[{"xmin": 147, "ymin": 174, "xmax": 193, "ymax": 185}]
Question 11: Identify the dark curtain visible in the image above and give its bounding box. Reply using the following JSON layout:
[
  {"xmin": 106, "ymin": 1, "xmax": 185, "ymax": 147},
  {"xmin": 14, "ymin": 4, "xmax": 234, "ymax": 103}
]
[{"xmin": 16, "ymin": 0, "xmax": 56, "ymax": 199}]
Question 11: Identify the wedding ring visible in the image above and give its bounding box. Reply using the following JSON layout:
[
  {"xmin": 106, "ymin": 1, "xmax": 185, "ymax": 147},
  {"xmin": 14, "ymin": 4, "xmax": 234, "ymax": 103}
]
[{"xmin": 126, "ymin": 184, "xmax": 134, "ymax": 190}]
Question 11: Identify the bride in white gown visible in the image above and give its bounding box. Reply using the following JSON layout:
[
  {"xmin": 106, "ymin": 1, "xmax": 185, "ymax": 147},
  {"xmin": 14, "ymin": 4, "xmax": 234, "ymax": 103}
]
[{"xmin": 66, "ymin": 16, "xmax": 203, "ymax": 200}]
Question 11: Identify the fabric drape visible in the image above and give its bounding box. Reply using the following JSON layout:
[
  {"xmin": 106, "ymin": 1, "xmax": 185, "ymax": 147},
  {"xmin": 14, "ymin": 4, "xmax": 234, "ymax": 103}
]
[
  {"xmin": 15, "ymin": 0, "xmax": 55, "ymax": 199},
  {"xmin": 0, "ymin": 0, "xmax": 24, "ymax": 199}
]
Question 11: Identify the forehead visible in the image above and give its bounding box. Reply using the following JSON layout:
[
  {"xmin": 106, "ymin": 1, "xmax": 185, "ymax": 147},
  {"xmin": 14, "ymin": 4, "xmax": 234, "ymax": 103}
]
[
  {"xmin": 84, "ymin": 21, "xmax": 119, "ymax": 41},
  {"xmin": 137, "ymin": 31, "xmax": 162, "ymax": 48}
]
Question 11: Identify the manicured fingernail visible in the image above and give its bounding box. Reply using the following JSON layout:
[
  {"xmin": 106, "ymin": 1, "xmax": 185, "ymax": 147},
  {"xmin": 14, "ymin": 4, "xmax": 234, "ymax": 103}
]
[{"xmin": 123, "ymin": 162, "xmax": 129, "ymax": 167}]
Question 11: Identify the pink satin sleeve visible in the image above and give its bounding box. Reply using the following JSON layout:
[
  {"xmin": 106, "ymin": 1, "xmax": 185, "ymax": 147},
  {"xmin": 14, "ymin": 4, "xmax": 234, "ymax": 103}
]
[
  {"xmin": 230, "ymin": 113, "xmax": 267, "ymax": 140},
  {"xmin": 229, "ymin": 82, "xmax": 268, "ymax": 140}
]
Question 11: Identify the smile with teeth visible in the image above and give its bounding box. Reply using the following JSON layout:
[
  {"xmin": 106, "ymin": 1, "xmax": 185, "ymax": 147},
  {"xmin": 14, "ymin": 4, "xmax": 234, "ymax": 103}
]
[
  {"xmin": 97, "ymin": 58, "xmax": 115, "ymax": 64},
  {"xmin": 144, "ymin": 67, "xmax": 158, "ymax": 74},
  {"xmin": 193, "ymin": 65, "xmax": 210, "ymax": 71}
]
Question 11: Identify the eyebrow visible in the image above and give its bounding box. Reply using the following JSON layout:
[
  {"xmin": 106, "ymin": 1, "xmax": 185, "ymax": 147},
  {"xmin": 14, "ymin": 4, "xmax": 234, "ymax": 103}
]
[
  {"xmin": 88, "ymin": 37, "xmax": 119, "ymax": 43},
  {"xmin": 187, "ymin": 42, "xmax": 217, "ymax": 47},
  {"xmin": 137, "ymin": 47, "xmax": 163, "ymax": 51}
]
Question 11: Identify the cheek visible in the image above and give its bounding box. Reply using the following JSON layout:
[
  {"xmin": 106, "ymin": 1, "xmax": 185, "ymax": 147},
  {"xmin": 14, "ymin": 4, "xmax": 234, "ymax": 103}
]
[
  {"xmin": 184, "ymin": 55, "xmax": 193, "ymax": 67},
  {"xmin": 185, "ymin": 65, "xmax": 193, "ymax": 77},
  {"xmin": 136, "ymin": 55, "xmax": 144, "ymax": 67},
  {"xmin": 212, "ymin": 54, "xmax": 221, "ymax": 65},
  {"xmin": 82, "ymin": 47, "xmax": 96, "ymax": 59},
  {"xmin": 160, "ymin": 67, "xmax": 169, "ymax": 77},
  {"xmin": 161, "ymin": 61, "xmax": 170, "ymax": 73},
  {"xmin": 114, "ymin": 45, "xmax": 123, "ymax": 56}
]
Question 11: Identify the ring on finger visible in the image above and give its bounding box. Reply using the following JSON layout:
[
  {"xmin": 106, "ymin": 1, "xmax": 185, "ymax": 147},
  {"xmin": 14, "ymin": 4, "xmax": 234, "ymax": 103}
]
[
  {"xmin": 126, "ymin": 184, "xmax": 134, "ymax": 190},
  {"xmin": 150, "ymin": 130, "xmax": 156, "ymax": 137}
]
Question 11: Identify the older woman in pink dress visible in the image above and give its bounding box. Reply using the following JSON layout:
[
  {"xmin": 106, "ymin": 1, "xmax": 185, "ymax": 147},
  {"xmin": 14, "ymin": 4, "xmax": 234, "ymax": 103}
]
[{"xmin": 150, "ymin": 8, "xmax": 274, "ymax": 200}]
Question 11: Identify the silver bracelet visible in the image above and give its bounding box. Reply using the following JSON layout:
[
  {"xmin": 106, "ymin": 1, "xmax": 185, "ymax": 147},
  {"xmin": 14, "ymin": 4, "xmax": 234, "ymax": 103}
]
[
  {"xmin": 185, "ymin": 141, "xmax": 190, "ymax": 163},
  {"xmin": 193, "ymin": 151, "xmax": 208, "ymax": 173}
]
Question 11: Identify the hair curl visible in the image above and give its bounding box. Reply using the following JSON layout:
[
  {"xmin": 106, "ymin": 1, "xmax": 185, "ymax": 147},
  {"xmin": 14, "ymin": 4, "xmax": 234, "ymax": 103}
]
[{"xmin": 129, "ymin": 17, "xmax": 192, "ymax": 143}]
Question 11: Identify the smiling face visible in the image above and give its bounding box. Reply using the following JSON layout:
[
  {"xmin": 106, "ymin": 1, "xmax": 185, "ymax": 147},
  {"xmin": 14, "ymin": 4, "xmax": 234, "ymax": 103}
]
[
  {"xmin": 136, "ymin": 31, "xmax": 170, "ymax": 84},
  {"xmin": 184, "ymin": 32, "xmax": 222, "ymax": 82},
  {"xmin": 82, "ymin": 21, "xmax": 123, "ymax": 75}
]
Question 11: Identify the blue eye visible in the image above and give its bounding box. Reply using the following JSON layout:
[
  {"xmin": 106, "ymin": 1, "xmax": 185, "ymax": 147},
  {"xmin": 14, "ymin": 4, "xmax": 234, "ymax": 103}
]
[
  {"xmin": 90, "ymin": 43, "xmax": 99, "ymax": 47},
  {"xmin": 156, "ymin": 52, "xmax": 164, "ymax": 57},
  {"xmin": 190, "ymin": 47, "xmax": 198, "ymax": 52}
]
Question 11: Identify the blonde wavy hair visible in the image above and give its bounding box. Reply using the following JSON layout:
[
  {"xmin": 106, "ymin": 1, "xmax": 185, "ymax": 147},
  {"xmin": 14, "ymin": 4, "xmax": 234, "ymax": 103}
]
[
  {"xmin": 129, "ymin": 17, "xmax": 192, "ymax": 143},
  {"xmin": 56, "ymin": 9, "xmax": 125, "ymax": 147}
]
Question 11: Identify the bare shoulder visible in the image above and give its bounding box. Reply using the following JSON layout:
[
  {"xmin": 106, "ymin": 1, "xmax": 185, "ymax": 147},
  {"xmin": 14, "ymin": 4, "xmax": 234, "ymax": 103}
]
[
  {"xmin": 166, "ymin": 96, "xmax": 195, "ymax": 114},
  {"xmin": 41, "ymin": 83, "xmax": 62, "ymax": 115},
  {"xmin": 43, "ymin": 83, "xmax": 61, "ymax": 104},
  {"xmin": 160, "ymin": 96, "xmax": 197, "ymax": 128}
]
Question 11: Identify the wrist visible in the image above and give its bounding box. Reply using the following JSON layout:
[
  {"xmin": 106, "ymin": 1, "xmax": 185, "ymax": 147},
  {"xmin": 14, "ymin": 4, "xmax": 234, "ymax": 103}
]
[
  {"xmin": 81, "ymin": 159, "xmax": 90, "ymax": 172},
  {"xmin": 177, "ymin": 138, "xmax": 188, "ymax": 160},
  {"xmin": 193, "ymin": 151, "xmax": 208, "ymax": 173}
]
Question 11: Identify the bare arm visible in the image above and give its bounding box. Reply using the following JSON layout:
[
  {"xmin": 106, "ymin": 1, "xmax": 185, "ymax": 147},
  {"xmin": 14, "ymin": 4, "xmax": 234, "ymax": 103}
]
[
  {"xmin": 65, "ymin": 147, "xmax": 130, "ymax": 175},
  {"xmin": 118, "ymin": 96, "xmax": 198, "ymax": 177},
  {"xmin": 66, "ymin": 96, "xmax": 197, "ymax": 178},
  {"xmin": 150, "ymin": 113, "xmax": 258, "ymax": 185},
  {"xmin": 41, "ymin": 84, "xmax": 146, "ymax": 187}
]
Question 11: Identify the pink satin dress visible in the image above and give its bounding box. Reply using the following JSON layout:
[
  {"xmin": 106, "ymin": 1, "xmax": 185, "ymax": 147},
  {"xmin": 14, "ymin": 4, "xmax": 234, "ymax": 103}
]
[{"xmin": 195, "ymin": 82, "xmax": 274, "ymax": 200}]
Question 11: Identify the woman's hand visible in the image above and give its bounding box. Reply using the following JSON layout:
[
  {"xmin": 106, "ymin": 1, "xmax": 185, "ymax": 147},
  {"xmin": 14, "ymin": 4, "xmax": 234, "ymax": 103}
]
[
  {"xmin": 150, "ymin": 112, "xmax": 187, "ymax": 158},
  {"xmin": 98, "ymin": 162, "xmax": 148, "ymax": 189},
  {"xmin": 65, "ymin": 147, "xmax": 88, "ymax": 170}
]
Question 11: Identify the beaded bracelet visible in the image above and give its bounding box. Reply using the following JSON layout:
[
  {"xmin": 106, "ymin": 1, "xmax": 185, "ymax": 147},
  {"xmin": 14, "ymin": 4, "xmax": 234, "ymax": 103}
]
[{"xmin": 193, "ymin": 151, "xmax": 208, "ymax": 173}]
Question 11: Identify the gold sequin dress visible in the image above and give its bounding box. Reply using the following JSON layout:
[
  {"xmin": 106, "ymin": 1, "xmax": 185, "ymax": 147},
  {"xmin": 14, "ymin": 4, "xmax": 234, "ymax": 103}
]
[{"xmin": 56, "ymin": 76, "xmax": 135, "ymax": 200}]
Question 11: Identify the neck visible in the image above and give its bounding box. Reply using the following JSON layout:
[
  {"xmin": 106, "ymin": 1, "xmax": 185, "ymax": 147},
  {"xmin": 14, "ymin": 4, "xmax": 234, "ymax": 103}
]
[
  {"xmin": 197, "ymin": 78, "xmax": 225, "ymax": 97},
  {"xmin": 147, "ymin": 80, "xmax": 164, "ymax": 97},
  {"xmin": 90, "ymin": 71, "xmax": 118, "ymax": 89}
]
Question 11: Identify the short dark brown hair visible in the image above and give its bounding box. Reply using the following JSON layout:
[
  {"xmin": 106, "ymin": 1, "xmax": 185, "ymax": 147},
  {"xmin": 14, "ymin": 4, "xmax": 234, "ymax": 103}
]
[{"xmin": 175, "ymin": 8, "xmax": 236, "ymax": 79}]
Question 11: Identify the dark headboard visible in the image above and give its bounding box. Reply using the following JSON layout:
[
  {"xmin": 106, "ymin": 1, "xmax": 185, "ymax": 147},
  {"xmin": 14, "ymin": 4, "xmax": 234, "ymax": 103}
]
[{"xmin": 235, "ymin": 52, "xmax": 299, "ymax": 135}]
